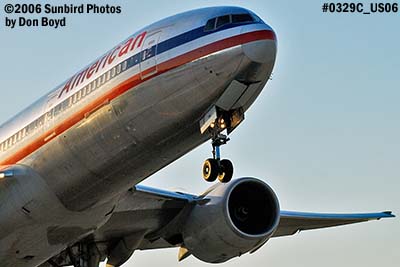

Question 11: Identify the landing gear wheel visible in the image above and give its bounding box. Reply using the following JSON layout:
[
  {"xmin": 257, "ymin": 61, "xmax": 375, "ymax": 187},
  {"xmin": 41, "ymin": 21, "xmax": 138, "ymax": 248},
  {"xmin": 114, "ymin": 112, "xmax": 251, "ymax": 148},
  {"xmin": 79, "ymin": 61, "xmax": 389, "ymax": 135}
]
[
  {"xmin": 203, "ymin": 158, "xmax": 219, "ymax": 182},
  {"xmin": 201, "ymin": 112, "xmax": 236, "ymax": 183},
  {"xmin": 218, "ymin": 159, "xmax": 234, "ymax": 183}
]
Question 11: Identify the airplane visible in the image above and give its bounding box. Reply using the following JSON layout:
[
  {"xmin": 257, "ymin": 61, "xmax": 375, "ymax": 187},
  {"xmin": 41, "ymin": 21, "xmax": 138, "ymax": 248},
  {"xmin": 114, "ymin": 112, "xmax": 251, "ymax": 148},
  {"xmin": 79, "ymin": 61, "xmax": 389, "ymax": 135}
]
[{"xmin": 0, "ymin": 6, "xmax": 394, "ymax": 267}]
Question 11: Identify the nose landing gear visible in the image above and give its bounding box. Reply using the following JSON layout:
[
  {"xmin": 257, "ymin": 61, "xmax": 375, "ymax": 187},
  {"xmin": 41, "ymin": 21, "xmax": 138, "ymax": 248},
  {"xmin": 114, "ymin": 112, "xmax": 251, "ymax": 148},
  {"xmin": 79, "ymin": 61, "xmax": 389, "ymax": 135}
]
[{"xmin": 202, "ymin": 133, "xmax": 234, "ymax": 183}]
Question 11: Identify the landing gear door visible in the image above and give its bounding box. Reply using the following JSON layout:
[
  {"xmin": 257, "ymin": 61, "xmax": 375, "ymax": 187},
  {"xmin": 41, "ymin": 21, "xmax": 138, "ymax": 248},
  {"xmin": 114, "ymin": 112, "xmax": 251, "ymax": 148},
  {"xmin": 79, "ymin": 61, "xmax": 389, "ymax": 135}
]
[{"xmin": 140, "ymin": 31, "xmax": 161, "ymax": 79}]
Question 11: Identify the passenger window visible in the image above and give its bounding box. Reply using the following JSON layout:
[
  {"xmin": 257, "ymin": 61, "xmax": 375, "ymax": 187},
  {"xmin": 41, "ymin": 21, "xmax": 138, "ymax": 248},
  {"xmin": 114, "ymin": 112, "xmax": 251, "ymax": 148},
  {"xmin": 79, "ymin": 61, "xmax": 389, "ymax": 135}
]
[
  {"xmin": 46, "ymin": 109, "xmax": 54, "ymax": 121},
  {"xmin": 62, "ymin": 98, "xmax": 71, "ymax": 110},
  {"xmin": 91, "ymin": 81, "xmax": 96, "ymax": 91},
  {"xmin": 76, "ymin": 91, "xmax": 82, "ymax": 101},
  {"xmin": 37, "ymin": 115, "xmax": 45, "ymax": 127},
  {"xmin": 232, "ymin": 14, "xmax": 254, "ymax": 23},
  {"xmin": 53, "ymin": 104, "xmax": 62, "ymax": 117},
  {"xmin": 72, "ymin": 93, "xmax": 77, "ymax": 104},
  {"xmin": 28, "ymin": 121, "xmax": 35, "ymax": 133},
  {"xmin": 81, "ymin": 88, "xmax": 87, "ymax": 98},
  {"xmin": 216, "ymin": 15, "xmax": 231, "ymax": 28},
  {"xmin": 23, "ymin": 126, "xmax": 29, "ymax": 137},
  {"xmin": 204, "ymin": 18, "xmax": 216, "ymax": 31}
]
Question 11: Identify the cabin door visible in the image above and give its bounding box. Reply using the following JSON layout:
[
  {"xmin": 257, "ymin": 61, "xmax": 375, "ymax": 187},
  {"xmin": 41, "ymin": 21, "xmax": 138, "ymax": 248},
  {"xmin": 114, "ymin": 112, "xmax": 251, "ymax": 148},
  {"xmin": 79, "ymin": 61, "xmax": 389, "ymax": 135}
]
[{"xmin": 140, "ymin": 31, "xmax": 161, "ymax": 79}]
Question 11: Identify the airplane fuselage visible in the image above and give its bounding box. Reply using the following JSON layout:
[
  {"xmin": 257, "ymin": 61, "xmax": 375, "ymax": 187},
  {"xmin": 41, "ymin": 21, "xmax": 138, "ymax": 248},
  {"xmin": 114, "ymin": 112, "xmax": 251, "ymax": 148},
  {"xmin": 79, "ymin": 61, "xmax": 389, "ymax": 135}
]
[{"xmin": 0, "ymin": 6, "xmax": 276, "ymax": 266}]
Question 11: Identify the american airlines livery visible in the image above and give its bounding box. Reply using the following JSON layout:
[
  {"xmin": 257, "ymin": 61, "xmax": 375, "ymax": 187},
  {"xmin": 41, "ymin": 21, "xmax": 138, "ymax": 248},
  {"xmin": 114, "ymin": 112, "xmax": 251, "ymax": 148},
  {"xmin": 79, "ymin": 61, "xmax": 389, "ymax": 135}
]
[{"xmin": 0, "ymin": 6, "xmax": 394, "ymax": 267}]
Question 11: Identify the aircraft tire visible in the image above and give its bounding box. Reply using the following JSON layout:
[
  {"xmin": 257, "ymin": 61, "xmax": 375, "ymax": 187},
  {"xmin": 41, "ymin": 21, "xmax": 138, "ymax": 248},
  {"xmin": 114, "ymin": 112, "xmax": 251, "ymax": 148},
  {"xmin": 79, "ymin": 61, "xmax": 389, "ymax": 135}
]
[
  {"xmin": 218, "ymin": 159, "xmax": 234, "ymax": 183},
  {"xmin": 203, "ymin": 158, "xmax": 219, "ymax": 182}
]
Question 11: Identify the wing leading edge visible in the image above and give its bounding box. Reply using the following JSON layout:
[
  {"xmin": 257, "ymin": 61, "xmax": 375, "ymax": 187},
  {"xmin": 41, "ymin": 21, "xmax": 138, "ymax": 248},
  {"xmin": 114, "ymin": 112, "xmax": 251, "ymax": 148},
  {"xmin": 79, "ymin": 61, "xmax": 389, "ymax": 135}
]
[
  {"xmin": 131, "ymin": 185, "xmax": 394, "ymax": 240},
  {"xmin": 274, "ymin": 210, "xmax": 395, "ymax": 237},
  {"xmin": 47, "ymin": 182, "xmax": 394, "ymax": 266}
]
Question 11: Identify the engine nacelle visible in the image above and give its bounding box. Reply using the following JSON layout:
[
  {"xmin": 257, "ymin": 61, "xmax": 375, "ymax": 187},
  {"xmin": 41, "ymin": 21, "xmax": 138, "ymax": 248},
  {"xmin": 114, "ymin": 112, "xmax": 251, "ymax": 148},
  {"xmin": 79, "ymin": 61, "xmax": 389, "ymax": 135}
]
[{"xmin": 182, "ymin": 177, "xmax": 280, "ymax": 263}]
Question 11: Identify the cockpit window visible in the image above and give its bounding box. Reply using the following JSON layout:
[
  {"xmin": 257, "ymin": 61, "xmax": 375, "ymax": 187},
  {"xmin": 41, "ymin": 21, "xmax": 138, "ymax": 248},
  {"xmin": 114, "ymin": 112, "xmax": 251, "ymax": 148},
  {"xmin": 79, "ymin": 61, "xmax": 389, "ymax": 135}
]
[
  {"xmin": 232, "ymin": 14, "xmax": 254, "ymax": 23},
  {"xmin": 204, "ymin": 18, "xmax": 216, "ymax": 31},
  {"xmin": 204, "ymin": 13, "xmax": 256, "ymax": 32},
  {"xmin": 251, "ymin": 13, "xmax": 264, "ymax": 23},
  {"xmin": 216, "ymin": 15, "xmax": 231, "ymax": 28}
]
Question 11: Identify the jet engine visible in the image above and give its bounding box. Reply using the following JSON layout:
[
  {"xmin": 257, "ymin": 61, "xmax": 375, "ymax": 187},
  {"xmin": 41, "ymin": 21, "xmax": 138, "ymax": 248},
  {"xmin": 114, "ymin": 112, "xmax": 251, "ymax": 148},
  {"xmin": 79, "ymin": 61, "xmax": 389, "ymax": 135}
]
[{"xmin": 182, "ymin": 177, "xmax": 280, "ymax": 263}]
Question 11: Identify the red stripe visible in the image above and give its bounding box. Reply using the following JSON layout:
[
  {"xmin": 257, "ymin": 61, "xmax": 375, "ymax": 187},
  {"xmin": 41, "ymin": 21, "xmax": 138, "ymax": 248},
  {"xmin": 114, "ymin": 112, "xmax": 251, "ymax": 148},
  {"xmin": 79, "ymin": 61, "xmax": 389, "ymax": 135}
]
[{"xmin": 0, "ymin": 30, "xmax": 274, "ymax": 166}]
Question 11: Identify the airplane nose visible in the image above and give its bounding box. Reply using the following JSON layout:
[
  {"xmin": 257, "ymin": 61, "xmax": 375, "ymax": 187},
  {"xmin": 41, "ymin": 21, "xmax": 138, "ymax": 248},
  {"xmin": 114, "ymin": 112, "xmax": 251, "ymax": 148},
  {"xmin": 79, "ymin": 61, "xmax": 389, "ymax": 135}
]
[{"xmin": 242, "ymin": 28, "xmax": 277, "ymax": 65}]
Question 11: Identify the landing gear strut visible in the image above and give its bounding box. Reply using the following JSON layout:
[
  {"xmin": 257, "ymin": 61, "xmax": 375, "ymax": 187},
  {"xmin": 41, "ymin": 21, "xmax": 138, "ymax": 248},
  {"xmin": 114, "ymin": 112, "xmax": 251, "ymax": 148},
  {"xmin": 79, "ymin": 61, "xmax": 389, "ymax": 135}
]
[
  {"xmin": 46, "ymin": 243, "xmax": 102, "ymax": 267},
  {"xmin": 202, "ymin": 133, "xmax": 234, "ymax": 183},
  {"xmin": 200, "ymin": 106, "xmax": 243, "ymax": 183},
  {"xmin": 68, "ymin": 244, "xmax": 100, "ymax": 267}
]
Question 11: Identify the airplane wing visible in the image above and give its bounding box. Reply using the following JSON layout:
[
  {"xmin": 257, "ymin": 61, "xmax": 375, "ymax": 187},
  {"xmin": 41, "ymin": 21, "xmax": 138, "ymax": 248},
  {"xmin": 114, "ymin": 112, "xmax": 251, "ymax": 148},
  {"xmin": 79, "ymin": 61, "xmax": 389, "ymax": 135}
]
[
  {"xmin": 88, "ymin": 184, "xmax": 196, "ymax": 256},
  {"xmin": 45, "ymin": 182, "xmax": 394, "ymax": 266},
  {"xmin": 94, "ymin": 185, "xmax": 393, "ymax": 249},
  {"xmin": 247, "ymin": 210, "xmax": 394, "ymax": 254},
  {"xmin": 273, "ymin": 210, "xmax": 395, "ymax": 237}
]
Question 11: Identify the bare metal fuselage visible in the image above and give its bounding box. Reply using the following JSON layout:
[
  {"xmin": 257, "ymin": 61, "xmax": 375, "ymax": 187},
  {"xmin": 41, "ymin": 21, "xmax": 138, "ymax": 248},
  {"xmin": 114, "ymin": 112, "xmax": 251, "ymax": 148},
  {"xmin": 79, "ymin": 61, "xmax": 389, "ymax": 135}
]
[{"xmin": 0, "ymin": 6, "xmax": 276, "ymax": 267}]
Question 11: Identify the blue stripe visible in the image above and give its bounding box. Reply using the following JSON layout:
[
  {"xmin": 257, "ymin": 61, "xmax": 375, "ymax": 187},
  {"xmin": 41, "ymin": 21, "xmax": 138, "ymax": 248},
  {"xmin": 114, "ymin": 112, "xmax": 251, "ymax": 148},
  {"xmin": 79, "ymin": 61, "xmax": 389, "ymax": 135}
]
[
  {"xmin": 132, "ymin": 21, "xmax": 259, "ymax": 70},
  {"xmin": 157, "ymin": 22, "xmax": 258, "ymax": 55}
]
